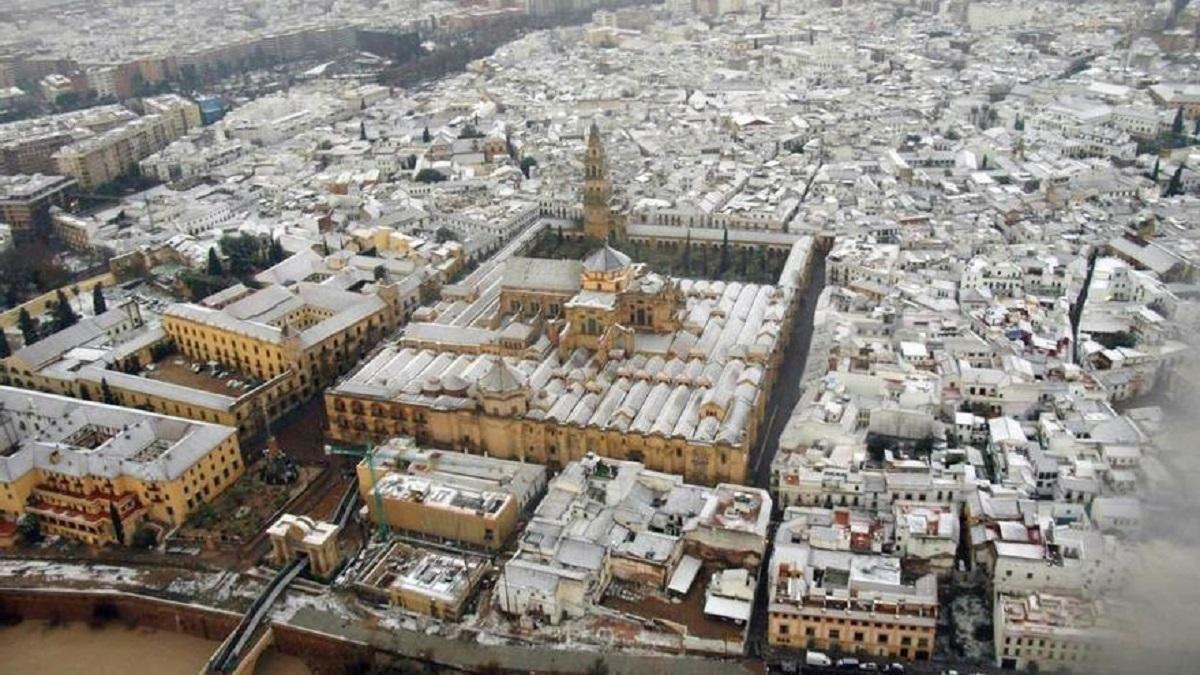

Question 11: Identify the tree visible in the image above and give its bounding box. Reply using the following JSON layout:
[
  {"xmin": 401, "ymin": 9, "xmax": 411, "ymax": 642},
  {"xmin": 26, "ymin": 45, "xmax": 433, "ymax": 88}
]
[
  {"xmin": 359, "ymin": 120, "xmax": 367, "ymax": 142},
  {"xmin": 718, "ymin": 227, "xmax": 730, "ymax": 276},
  {"xmin": 556, "ymin": 225, "xmax": 564, "ymax": 247},
  {"xmin": 92, "ymin": 283, "xmax": 107, "ymax": 315},
  {"xmin": 681, "ymin": 231, "xmax": 692, "ymax": 273},
  {"xmin": 269, "ymin": 238, "xmax": 286, "ymax": 264},
  {"xmin": 1165, "ymin": 165, "xmax": 1185, "ymax": 197},
  {"xmin": 421, "ymin": 126, "xmax": 431, "ymax": 143},
  {"xmin": 131, "ymin": 525, "xmax": 157, "ymax": 549},
  {"xmin": 109, "ymin": 501, "xmax": 126, "ymax": 545},
  {"xmin": 520, "ymin": 156, "xmax": 537, "ymax": 178},
  {"xmin": 16, "ymin": 515, "xmax": 41, "ymax": 545},
  {"xmin": 207, "ymin": 247, "xmax": 224, "ymax": 276},
  {"xmin": 0, "ymin": 333, "xmax": 9, "ymax": 359},
  {"xmin": 414, "ymin": 168, "xmax": 446, "ymax": 183},
  {"xmin": 219, "ymin": 233, "xmax": 266, "ymax": 275},
  {"xmin": 17, "ymin": 308, "xmax": 37, "ymax": 345},
  {"xmin": 1172, "ymin": 106, "xmax": 1185, "ymax": 137},
  {"xmin": 867, "ymin": 435, "xmax": 888, "ymax": 462},
  {"xmin": 1151, "ymin": 157, "xmax": 1161, "ymax": 182},
  {"xmin": 980, "ymin": 154, "xmax": 989, "ymax": 170},
  {"xmin": 100, "ymin": 378, "xmax": 117, "ymax": 405},
  {"xmin": 1014, "ymin": 114, "xmax": 1025, "ymax": 132},
  {"xmin": 373, "ymin": 264, "xmax": 387, "ymax": 282},
  {"xmin": 51, "ymin": 289, "xmax": 77, "ymax": 332},
  {"xmin": 1194, "ymin": 117, "xmax": 1200, "ymax": 138}
]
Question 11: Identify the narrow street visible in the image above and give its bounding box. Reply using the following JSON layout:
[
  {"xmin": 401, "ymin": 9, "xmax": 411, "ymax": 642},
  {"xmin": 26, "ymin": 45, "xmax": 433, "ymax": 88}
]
[
  {"xmin": 750, "ymin": 250, "xmax": 828, "ymax": 490},
  {"xmin": 745, "ymin": 247, "xmax": 828, "ymax": 660}
]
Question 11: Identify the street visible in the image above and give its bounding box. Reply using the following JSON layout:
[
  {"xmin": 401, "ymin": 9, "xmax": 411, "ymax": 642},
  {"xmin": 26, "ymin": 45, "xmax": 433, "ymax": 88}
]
[
  {"xmin": 744, "ymin": 248, "xmax": 827, "ymax": 660},
  {"xmin": 750, "ymin": 250, "xmax": 828, "ymax": 490}
]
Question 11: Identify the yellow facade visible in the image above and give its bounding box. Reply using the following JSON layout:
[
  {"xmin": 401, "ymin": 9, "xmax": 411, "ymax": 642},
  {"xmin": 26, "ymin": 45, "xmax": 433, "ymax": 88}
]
[
  {"xmin": 163, "ymin": 297, "xmax": 389, "ymax": 418},
  {"xmin": 0, "ymin": 393, "xmax": 244, "ymax": 547},
  {"xmin": 330, "ymin": 393, "xmax": 749, "ymax": 486},
  {"xmin": 356, "ymin": 461, "xmax": 519, "ymax": 551},
  {"xmin": 768, "ymin": 607, "xmax": 937, "ymax": 661}
]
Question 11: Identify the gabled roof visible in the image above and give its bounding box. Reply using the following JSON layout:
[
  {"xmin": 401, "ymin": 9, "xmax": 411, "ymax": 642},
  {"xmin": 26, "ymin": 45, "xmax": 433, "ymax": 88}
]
[
  {"xmin": 477, "ymin": 356, "xmax": 524, "ymax": 395},
  {"xmin": 583, "ymin": 245, "xmax": 631, "ymax": 273},
  {"xmin": 501, "ymin": 257, "xmax": 582, "ymax": 293}
]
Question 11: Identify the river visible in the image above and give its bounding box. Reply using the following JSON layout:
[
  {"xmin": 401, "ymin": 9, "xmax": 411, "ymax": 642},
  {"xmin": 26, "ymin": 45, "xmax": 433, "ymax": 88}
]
[{"xmin": 0, "ymin": 620, "xmax": 312, "ymax": 675}]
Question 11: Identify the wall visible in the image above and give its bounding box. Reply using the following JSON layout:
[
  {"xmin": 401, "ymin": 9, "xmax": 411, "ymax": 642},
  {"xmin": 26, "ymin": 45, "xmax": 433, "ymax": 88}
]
[{"xmin": 0, "ymin": 588, "xmax": 239, "ymax": 642}]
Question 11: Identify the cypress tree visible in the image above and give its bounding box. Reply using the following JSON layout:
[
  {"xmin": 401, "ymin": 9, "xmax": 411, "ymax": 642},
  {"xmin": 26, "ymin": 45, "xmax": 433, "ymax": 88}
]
[
  {"xmin": 17, "ymin": 308, "xmax": 37, "ymax": 345},
  {"xmin": 681, "ymin": 231, "xmax": 692, "ymax": 273},
  {"xmin": 1165, "ymin": 165, "xmax": 1185, "ymax": 197},
  {"xmin": 1151, "ymin": 157, "xmax": 1160, "ymax": 182},
  {"xmin": 1172, "ymin": 106, "xmax": 1185, "ymax": 136},
  {"xmin": 92, "ymin": 282, "xmax": 107, "ymax": 314},
  {"xmin": 719, "ymin": 227, "xmax": 730, "ymax": 276},
  {"xmin": 52, "ymin": 289, "xmax": 77, "ymax": 331},
  {"xmin": 207, "ymin": 247, "xmax": 224, "ymax": 276},
  {"xmin": 0, "ymin": 333, "xmax": 10, "ymax": 358}
]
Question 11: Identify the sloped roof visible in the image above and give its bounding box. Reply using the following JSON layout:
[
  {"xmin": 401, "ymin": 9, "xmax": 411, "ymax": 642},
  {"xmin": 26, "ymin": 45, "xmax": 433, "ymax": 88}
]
[
  {"xmin": 477, "ymin": 357, "xmax": 524, "ymax": 395},
  {"xmin": 583, "ymin": 245, "xmax": 631, "ymax": 273},
  {"xmin": 501, "ymin": 257, "xmax": 582, "ymax": 293}
]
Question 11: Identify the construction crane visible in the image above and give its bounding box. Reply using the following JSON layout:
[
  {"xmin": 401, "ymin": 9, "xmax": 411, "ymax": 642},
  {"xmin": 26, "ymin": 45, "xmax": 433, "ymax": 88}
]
[{"xmin": 324, "ymin": 442, "xmax": 390, "ymax": 542}]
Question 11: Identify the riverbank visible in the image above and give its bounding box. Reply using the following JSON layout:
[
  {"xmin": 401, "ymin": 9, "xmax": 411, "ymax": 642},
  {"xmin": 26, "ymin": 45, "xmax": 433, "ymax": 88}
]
[{"xmin": 0, "ymin": 620, "xmax": 309, "ymax": 675}]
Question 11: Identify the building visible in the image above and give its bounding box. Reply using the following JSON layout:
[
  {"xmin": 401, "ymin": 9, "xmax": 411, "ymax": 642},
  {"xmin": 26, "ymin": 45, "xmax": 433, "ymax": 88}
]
[
  {"xmin": 53, "ymin": 114, "xmax": 178, "ymax": 190},
  {"xmin": 142, "ymin": 94, "xmax": 203, "ymax": 139},
  {"xmin": 356, "ymin": 542, "xmax": 488, "ymax": 620},
  {"xmin": 768, "ymin": 513, "xmax": 939, "ymax": 660},
  {"xmin": 0, "ymin": 104, "xmax": 137, "ymax": 175},
  {"xmin": 0, "ymin": 173, "xmax": 77, "ymax": 240},
  {"xmin": 0, "ymin": 386, "xmax": 244, "ymax": 546},
  {"xmin": 267, "ymin": 513, "xmax": 343, "ymax": 578},
  {"xmin": 496, "ymin": 455, "xmax": 770, "ymax": 624},
  {"xmin": 994, "ymin": 592, "xmax": 1114, "ymax": 671},
  {"xmin": 356, "ymin": 437, "xmax": 547, "ymax": 551},
  {"xmin": 582, "ymin": 121, "xmax": 623, "ymax": 240},
  {"xmin": 163, "ymin": 281, "xmax": 394, "ymax": 425},
  {"xmin": 196, "ymin": 96, "xmax": 225, "ymax": 126},
  {"xmin": 327, "ymin": 244, "xmax": 794, "ymax": 486}
]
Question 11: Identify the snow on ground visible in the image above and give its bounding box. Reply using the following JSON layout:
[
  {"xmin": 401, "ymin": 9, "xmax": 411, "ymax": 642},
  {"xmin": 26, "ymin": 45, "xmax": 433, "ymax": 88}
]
[
  {"xmin": 0, "ymin": 559, "xmax": 146, "ymax": 586},
  {"xmin": 271, "ymin": 589, "xmax": 359, "ymax": 623}
]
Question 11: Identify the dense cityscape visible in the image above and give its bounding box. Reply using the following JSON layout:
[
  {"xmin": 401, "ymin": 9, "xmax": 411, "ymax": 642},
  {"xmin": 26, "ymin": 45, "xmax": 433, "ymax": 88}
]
[{"xmin": 0, "ymin": 0, "xmax": 1199, "ymax": 673}]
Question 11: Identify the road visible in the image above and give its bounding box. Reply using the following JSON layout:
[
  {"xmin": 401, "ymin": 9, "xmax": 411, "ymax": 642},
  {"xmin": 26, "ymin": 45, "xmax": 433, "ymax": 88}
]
[
  {"xmin": 745, "ymin": 248, "xmax": 827, "ymax": 659},
  {"xmin": 749, "ymin": 251, "xmax": 828, "ymax": 490}
]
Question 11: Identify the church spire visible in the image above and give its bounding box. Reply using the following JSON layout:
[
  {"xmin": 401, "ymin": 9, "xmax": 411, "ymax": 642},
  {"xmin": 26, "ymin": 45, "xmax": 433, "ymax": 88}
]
[{"xmin": 583, "ymin": 121, "xmax": 615, "ymax": 240}]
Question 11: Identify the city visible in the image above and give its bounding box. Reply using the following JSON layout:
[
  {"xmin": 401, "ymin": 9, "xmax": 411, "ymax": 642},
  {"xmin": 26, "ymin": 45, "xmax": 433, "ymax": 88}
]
[{"xmin": 0, "ymin": 0, "xmax": 1199, "ymax": 673}]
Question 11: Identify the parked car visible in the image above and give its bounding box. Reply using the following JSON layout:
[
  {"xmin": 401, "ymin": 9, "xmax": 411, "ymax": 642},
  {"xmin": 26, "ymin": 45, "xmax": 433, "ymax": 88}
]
[
  {"xmin": 836, "ymin": 658, "xmax": 860, "ymax": 671},
  {"xmin": 805, "ymin": 651, "xmax": 833, "ymax": 667},
  {"xmin": 883, "ymin": 664, "xmax": 906, "ymax": 674},
  {"xmin": 859, "ymin": 663, "xmax": 879, "ymax": 672}
]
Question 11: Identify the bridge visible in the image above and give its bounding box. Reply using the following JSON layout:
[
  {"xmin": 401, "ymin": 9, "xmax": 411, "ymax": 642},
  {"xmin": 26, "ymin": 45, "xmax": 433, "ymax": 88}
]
[
  {"xmin": 204, "ymin": 482, "xmax": 360, "ymax": 673},
  {"xmin": 205, "ymin": 555, "xmax": 308, "ymax": 673}
]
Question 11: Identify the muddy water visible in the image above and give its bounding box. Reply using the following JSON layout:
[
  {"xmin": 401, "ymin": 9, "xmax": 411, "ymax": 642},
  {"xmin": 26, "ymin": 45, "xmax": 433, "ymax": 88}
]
[{"xmin": 0, "ymin": 620, "xmax": 312, "ymax": 675}]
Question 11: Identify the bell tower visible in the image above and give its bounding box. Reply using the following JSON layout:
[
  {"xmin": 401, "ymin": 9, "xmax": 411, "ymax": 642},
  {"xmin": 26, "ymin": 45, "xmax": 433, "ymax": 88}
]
[{"xmin": 583, "ymin": 121, "xmax": 615, "ymax": 240}]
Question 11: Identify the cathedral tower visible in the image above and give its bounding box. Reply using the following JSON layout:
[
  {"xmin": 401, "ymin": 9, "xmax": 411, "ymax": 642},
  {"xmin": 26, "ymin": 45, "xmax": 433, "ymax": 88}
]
[{"xmin": 582, "ymin": 121, "xmax": 617, "ymax": 240}]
